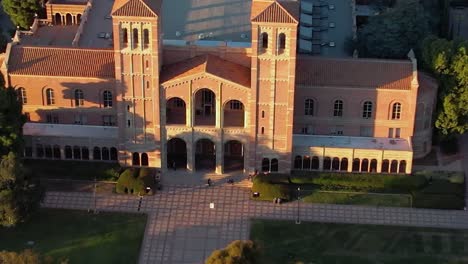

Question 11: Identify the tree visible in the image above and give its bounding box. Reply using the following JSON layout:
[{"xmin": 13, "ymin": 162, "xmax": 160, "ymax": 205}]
[
  {"xmin": 355, "ymin": 0, "xmax": 432, "ymax": 59},
  {"xmin": 0, "ymin": 87, "xmax": 42, "ymax": 227},
  {"xmin": 0, "ymin": 249, "xmax": 67, "ymax": 264},
  {"xmin": 421, "ymin": 36, "xmax": 468, "ymax": 135},
  {"xmin": 205, "ymin": 240, "xmax": 258, "ymax": 264},
  {"xmin": 1, "ymin": 0, "xmax": 41, "ymax": 29}
]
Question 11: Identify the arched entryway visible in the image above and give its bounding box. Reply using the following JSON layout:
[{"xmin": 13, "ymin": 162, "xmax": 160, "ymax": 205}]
[
  {"xmin": 141, "ymin": 153, "xmax": 149, "ymax": 166},
  {"xmin": 65, "ymin": 13, "xmax": 72, "ymax": 25},
  {"xmin": 55, "ymin": 13, "xmax": 62, "ymax": 25},
  {"xmin": 167, "ymin": 138, "xmax": 187, "ymax": 169},
  {"xmin": 195, "ymin": 139, "xmax": 215, "ymax": 171},
  {"xmin": 166, "ymin": 97, "xmax": 186, "ymax": 125},
  {"xmin": 77, "ymin": 14, "xmax": 82, "ymax": 24},
  {"xmin": 223, "ymin": 100, "xmax": 245, "ymax": 127},
  {"xmin": 132, "ymin": 152, "xmax": 140, "ymax": 166},
  {"xmin": 194, "ymin": 89, "xmax": 216, "ymax": 126},
  {"xmin": 224, "ymin": 140, "xmax": 244, "ymax": 172}
]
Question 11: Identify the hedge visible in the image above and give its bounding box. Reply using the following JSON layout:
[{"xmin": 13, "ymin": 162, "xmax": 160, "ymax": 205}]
[
  {"xmin": 412, "ymin": 193, "xmax": 465, "ymax": 210},
  {"xmin": 289, "ymin": 172, "xmax": 427, "ymax": 192}
]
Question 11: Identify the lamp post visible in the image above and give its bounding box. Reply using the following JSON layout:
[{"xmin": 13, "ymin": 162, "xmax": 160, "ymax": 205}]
[{"xmin": 295, "ymin": 187, "xmax": 301, "ymax": 224}]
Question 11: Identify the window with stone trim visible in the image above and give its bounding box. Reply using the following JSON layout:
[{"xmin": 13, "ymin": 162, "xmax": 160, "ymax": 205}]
[
  {"xmin": 103, "ymin": 90, "xmax": 113, "ymax": 108},
  {"xmin": 17, "ymin": 87, "xmax": 27, "ymax": 104},
  {"xmin": 102, "ymin": 115, "xmax": 116, "ymax": 126},
  {"xmin": 122, "ymin": 28, "xmax": 128, "ymax": 47},
  {"xmin": 133, "ymin": 28, "xmax": 139, "ymax": 48},
  {"xmin": 277, "ymin": 33, "xmax": 286, "ymax": 54},
  {"xmin": 333, "ymin": 100, "xmax": 343, "ymax": 117},
  {"xmin": 74, "ymin": 89, "xmax": 84, "ymax": 107},
  {"xmin": 304, "ymin": 99, "xmax": 314, "ymax": 116},
  {"xmin": 260, "ymin": 32, "xmax": 268, "ymax": 49},
  {"xmin": 362, "ymin": 101, "xmax": 372, "ymax": 119},
  {"xmin": 391, "ymin": 102, "xmax": 401, "ymax": 120},
  {"xmin": 143, "ymin": 29, "xmax": 149, "ymax": 49},
  {"xmin": 46, "ymin": 88, "xmax": 55, "ymax": 105}
]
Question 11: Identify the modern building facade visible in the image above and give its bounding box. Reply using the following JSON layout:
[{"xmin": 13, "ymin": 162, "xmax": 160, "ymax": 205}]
[{"xmin": 0, "ymin": 0, "xmax": 437, "ymax": 175}]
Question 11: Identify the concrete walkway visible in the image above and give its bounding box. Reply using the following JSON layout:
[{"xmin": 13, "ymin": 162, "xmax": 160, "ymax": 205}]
[{"xmin": 43, "ymin": 181, "xmax": 468, "ymax": 264}]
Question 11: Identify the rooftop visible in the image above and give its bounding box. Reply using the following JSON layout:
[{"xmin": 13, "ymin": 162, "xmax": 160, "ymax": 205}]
[
  {"xmin": 21, "ymin": 25, "xmax": 79, "ymax": 47},
  {"xmin": 296, "ymin": 56, "xmax": 414, "ymax": 90},
  {"xmin": 48, "ymin": 0, "xmax": 87, "ymax": 4},
  {"xmin": 161, "ymin": 0, "xmax": 251, "ymax": 43},
  {"xmin": 293, "ymin": 135, "xmax": 412, "ymax": 152},
  {"xmin": 79, "ymin": 0, "xmax": 114, "ymax": 48},
  {"xmin": 23, "ymin": 123, "xmax": 118, "ymax": 138}
]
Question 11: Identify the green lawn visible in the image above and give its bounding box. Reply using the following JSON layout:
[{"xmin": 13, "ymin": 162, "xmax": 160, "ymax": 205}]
[
  {"xmin": 23, "ymin": 159, "xmax": 121, "ymax": 181},
  {"xmin": 0, "ymin": 209, "xmax": 147, "ymax": 264},
  {"xmin": 301, "ymin": 190, "xmax": 411, "ymax": 207},
  {"xmin": 250, "ymin": 219, "xmax": 468, "ymax": 264}
]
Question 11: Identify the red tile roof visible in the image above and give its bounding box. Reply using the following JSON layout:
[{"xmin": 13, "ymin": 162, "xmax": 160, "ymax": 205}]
[
  {"xmin": 296, "ymin": 56, "xmax": 414, "ymax": 90},
  {"xmin": 112, "ymin": 0, "xmax": 161, "ymax": 17},
  {"xmin": 252, "ymin": 1, "xmax": 299, "ymax": 24},
  {"xmin": 8, "ymin": 46, "xmax": 115, "ymax": 78},
  {"xmin": 161, "ymin": 55, "xmax": 251, "ymax": 88}
]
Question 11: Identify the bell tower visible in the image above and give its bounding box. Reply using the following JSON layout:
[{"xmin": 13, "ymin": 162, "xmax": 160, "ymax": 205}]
[
  {"xmin": 249, "ymin": 0, "xmax": 299, "ymax": 173},
  {"xmin": 111, "ymin": 0, "xmax": 163, "ymax": 167}
]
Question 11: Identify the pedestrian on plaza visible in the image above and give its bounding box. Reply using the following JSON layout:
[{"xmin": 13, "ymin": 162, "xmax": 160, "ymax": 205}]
[
  {"xmin": 172, "ymin": 161, "xmax": 176, "ymax": 171},
  {"xmin": 207, "ymin": 178, "xmax": 212, "ymax": 187}
]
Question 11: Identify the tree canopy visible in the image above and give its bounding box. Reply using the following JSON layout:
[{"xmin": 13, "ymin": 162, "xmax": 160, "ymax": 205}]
[
  {"xmin": 421, "ymin": 36, "xmax": 468, "ymax": 135},
  {"xmin": 205, "ymin": 240, "xmax": 258, "ymax": 264},
  {"xmin": 0, "ymin": 87, "xmax": 42, "ymax": 227},
  {"xmin": 355, "ymin": 0, "xmax": 432, "ymax": 59},
  {"xmin": 1, "ymin": 0, "xmax": 41, "ymax": 29}
]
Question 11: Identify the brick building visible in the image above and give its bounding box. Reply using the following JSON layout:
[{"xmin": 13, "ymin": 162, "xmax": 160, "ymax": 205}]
[{"xmin": 0, "ymin": 0, "xmax": 437, "ymax": 174}]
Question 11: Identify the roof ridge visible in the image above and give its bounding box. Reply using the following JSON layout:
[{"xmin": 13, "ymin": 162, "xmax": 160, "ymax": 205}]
[
  {"xmin": 298, "ymin": 55, "xmax": 411, "ymax": 64},
  {"xmin": 138, "ymin": 0, "xmax": 158, "ymax": 16},
  {"xmin": 17, "ymin": 45, "xmax": 114, "ymax": 52},
  {"xmin": 112, "ymin": 0, "xmax": 157, "ymax": 17},
  {"xmin": 276, "ymin": 1, "xmax": 299, "ymax": 23},
  {"xmin": 252, "ymin": 1, "xmax": 298, "ymax": 24}
]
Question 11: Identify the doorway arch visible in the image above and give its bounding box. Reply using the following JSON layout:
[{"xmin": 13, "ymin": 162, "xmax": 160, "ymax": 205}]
[
  {"xmin": 65, "ymin": 13, "xmax": 72, "ymax": 25},
  {"xmin": 224, "ymin": 140, "xmax": 244, "ymax": 172},
  {"xmin": 167, "ymin": 138, "xmax": 187, "ymax": 169},
  {"xmin": 194, "ymin": 89, "xmax": 216, "ymax": 126},
  {"xmin": 223, "ymin": 100, "xmax": 245, "ymax": 127},
  {"xmin": 166, "ymin": 97, "xmax": 186, "ymax": 125},
  {"xmin": 195, "ymin": 139, "xmax": 215, "ymax": 171}
]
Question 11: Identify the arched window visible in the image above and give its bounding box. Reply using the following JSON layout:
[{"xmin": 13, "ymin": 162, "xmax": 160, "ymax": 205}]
[
  {"xmin": 323, "ymin": 157, "xmax": 331, "ymax": 170},
  {"xmin": 141, "ymin": 153, "xmax": 149, "ymax": 166},
  {"xmin": 261, "ymin": 158, "xmax": 270, "ymax": 172},
  {"xmin": 132, "ymin": 152, "xmax": 140, "ymax": 166},
  {"xmin": 17, "ymin": 87, "xmax": 27, "ymax": 104},
  {"xmin": 73, "ymin": 146, "xmax": 81, "ymax": 160},
  {"xmin": 45, "ymin": 145, "xmax": 52, "ymax": 158},
  {"xmin": 103, "ymin": 91, "xmax": 112, "ymax": 108},
  {"xmin": 46, "ymin": 88, "xmax": 55, "ymax": 105},
  {"xmin": 261, "ymin": 32, "xmax": 268, "ymax": 49},
  {"xmin": 311, "ymin": 156, "xmax": 319, "ymax": 170},
  {"xmin": 65, "ymin": 146, "xmax": 72, "ymax": 159},
  {"xmin": 390, "ymin": 160, "xmax": 398, "ymax": 173},
  {"xmin": 133, "ymin": 28, "xmax": 139, "ymax": 47},
  {"xmin": 261, "ymin": 111, "xmax": 265, "ymax": 118},
  {"xmin": 270, "ymin": 158, "xmax": 278, "ymax": 172},
  {"xmin": 294, "ymin": 156, "xmax": 302, "ymax": 169},
  {"xmin": 391, "ymin": 102, "xmax": 402, "ymax": 120},
  {"xmin": 361, "ymin": 159, "xmax": 369, "ymax": 172},
  {"xmin": 333, "ymin": 100, "xmax": 343, "ymax": 117},
  {"xmin": 278, "ymin": 33, "xmax": 286, "ymax": 51},
  {"xmin": 93, "ymin": 147, "xmax": 101, "ymax": 160},
  {"xmin": 82, "ymin": 147, "xmax": 89, "ymax": 160},
  {"xmin": 102, "ymin": 147, "xmax": 110, "ymax": 160},
  {"xmin": 398, "ymin": 160, "xmax": 406, "ymax": 173},
  {"xmin": 370, "ymin": 159, "xmax": 377, "ymax": 172},
  {"xmin": 122, "ymin": 28, "xmax": 128, "ymax": 47},
  {"xmin": 340, "ymin": 158, "xmax": 348, "ymax": 171},
  {"xmin": 305, "ymin": 99, "xmax": 314, "ymax": 116},
  {"xmin": 74, "ymin": 89, "xmax": 84, "ymax": 107},
  {"xmin": 363, "ymin": 101, "xmax": 372, "ymax": 119},
  {"xmin": 381, "ymin": 159, "xmax": 389, "ymax": 173},
  {"xmin": 110, "ymin": 147, "xmax": 118, "ymax": 161},
  {"xmin": 53, "ymin": 145, "xmax": 61, "ymax": 159},
  {"xmin": 352, "ymin": 158, "xmax": 360, "ymax": 172},
  {"xmin": 143, "ymin": 29, "xmax": 149, "ymax": 48},
  {"xmin": 36, "ymin": 144, "xmax": 44, "ymax": 158}
]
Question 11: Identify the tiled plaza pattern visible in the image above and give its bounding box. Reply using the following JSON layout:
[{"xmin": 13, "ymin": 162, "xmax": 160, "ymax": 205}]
[{"xmin": 43, "ymin": 180, "xmax": 468, "ymax": 264}]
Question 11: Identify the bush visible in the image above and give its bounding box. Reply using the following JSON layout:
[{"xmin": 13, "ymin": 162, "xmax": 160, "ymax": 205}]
[
  {"xmin": 205, "ymin": 240, "xmax": 258, "ymax": 264},
  {"xmin": 116, "ymin": 168, "xmax": 152, "ymax": 195},
  {"xmin": 289, "ymin": 172, "xmax": 427, "ymax": 192},
  {"xmin": 252, "ymin": 177, "xmax": 290, "ymax": 201},
  {"xmin": 439, "ymin": 136, "xmax": 459, "ymax": 155}
]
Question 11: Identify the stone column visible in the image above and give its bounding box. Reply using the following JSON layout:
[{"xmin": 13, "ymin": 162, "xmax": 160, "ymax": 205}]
[
  {"xmin": 347, "ymin": 157, "xmax": 353, "ymax": 172},
  {"xmin": 187, "ymin": 81, "xmax": 193, "ymax": 127},
  {"xmin": 215, "ymin": 139, "xmax": 223, "ymax": 174},
  {"xmin": 215, "ymin": 83, "xmax": 222, "ymax": 129},
  {"xmin": 186, "ymin": 138, "xmax": 194, "ymax": 172}
]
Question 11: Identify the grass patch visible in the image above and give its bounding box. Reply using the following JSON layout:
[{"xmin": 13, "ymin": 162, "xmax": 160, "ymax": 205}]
[
  {"xmin": 23, "ymin": 159, "xmax": 121, "ymax": 181},
  {"xmin": 250, "ymin": 219, "xmax": 468, "ymax": 264},
  {"xmin": 301, "ymin": 190, "xmax": 411, "ymax": 207},
  {"xmin": 0, "ymin": 209, "xmax": 146, "ymax": 264}
]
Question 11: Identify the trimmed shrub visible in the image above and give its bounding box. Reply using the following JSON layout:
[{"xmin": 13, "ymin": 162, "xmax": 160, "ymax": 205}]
[
  {"xmin": 205, "ymin": 240, "xmax": 258, "ymax": 264},
  {"xmin": 116, "ymin": 168, "xmax": 153, "ymax": 195}
]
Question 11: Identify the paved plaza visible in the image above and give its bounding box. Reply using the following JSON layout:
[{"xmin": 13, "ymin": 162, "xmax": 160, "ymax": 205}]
[{"xmin": 43, "ymin": 174, "xmax": 468, "ymax": 264}]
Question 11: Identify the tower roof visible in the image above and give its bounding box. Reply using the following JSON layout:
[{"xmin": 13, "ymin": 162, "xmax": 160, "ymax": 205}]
[
  {"xmin": 251, "ymin": 1, "xmax": 299, "ymax": 24},
  {"xmin": 112, "ymin": 0, "xmax": 161, "ymax": 17}
]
